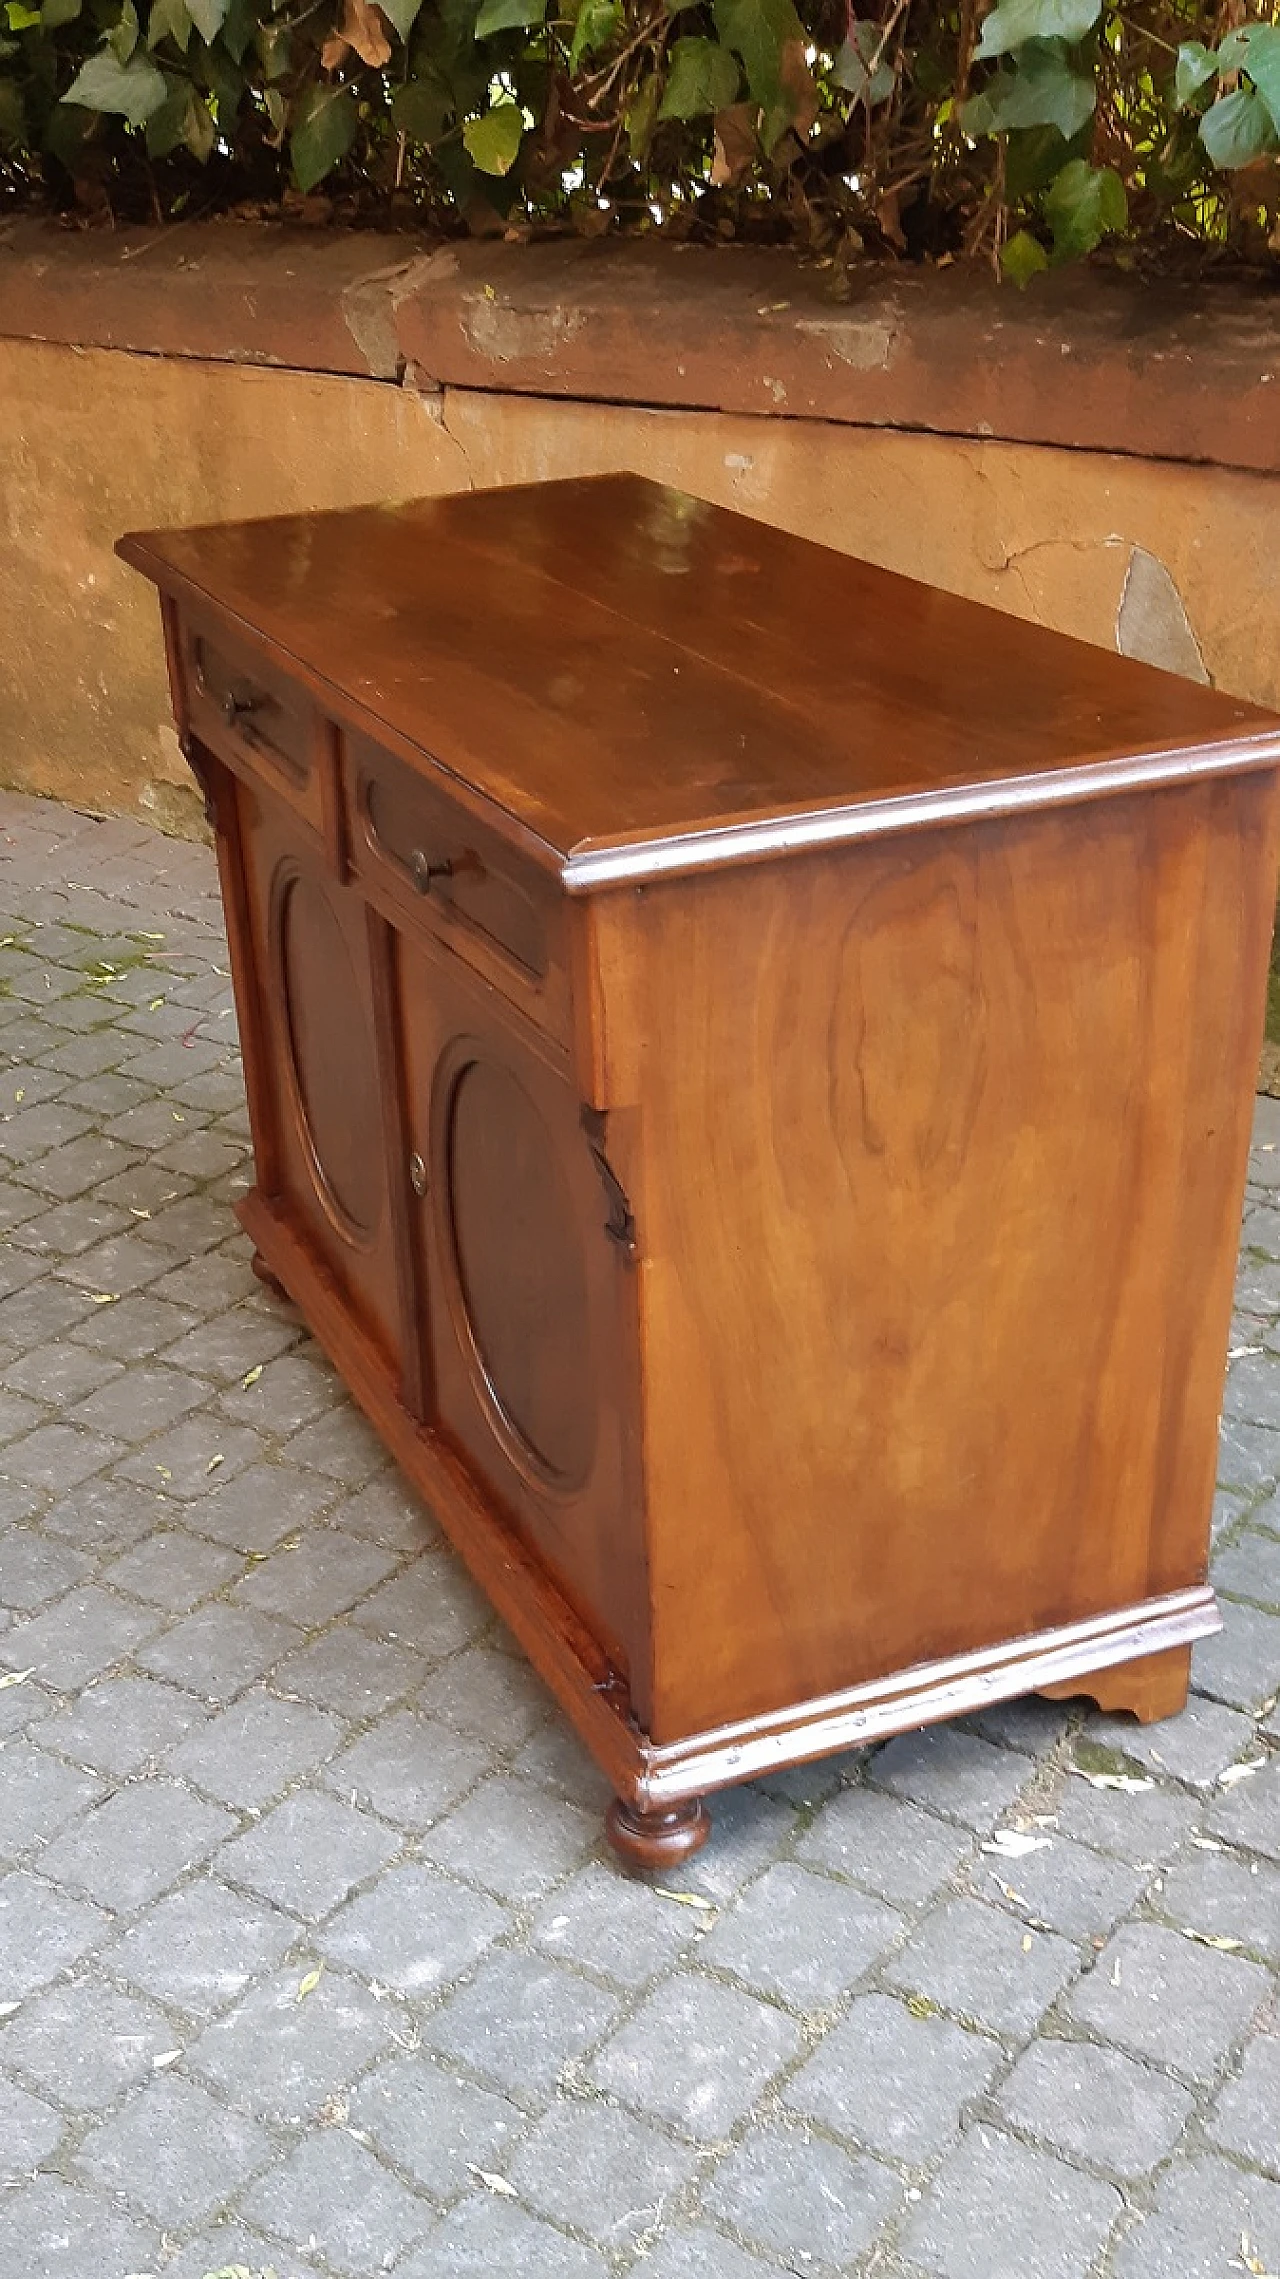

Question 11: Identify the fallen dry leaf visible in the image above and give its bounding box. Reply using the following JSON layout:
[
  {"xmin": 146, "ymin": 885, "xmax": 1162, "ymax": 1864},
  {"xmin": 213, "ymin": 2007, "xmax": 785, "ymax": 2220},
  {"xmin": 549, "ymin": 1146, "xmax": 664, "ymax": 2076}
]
[
  {"xmin": 0, "ymin": 1669, "xmax": 34, "ymax": 1692},
  {"xmin": 982, "ymin": 1830, "xmax": 1052, "ymax": 1859},
  {"xmin": 1219, "ymin": 1758, "xmax": 1268, "ymax": 1788},
  {"xmin": 469, "ymin": 2166, "xmax": 517, "ymax": 2197},
  {"xmin": 296, "ymin": 1966, "xmax": 324, "ymax": 2002}
]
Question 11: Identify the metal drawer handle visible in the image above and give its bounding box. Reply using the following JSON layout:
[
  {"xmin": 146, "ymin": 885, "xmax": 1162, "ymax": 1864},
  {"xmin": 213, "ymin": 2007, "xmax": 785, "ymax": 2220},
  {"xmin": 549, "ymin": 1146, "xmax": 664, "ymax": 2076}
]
[
  {"xmin": 221, "ymin": 691, "xmax": 263, "ymax": 726},
  {"xmin": 411, "ymin": 847, "xmax": 455, "ymax": 894}
]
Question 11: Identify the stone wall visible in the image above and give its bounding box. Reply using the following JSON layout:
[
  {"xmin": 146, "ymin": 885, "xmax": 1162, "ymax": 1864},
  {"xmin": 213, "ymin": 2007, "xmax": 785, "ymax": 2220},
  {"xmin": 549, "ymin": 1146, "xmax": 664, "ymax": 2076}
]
[{"xmin": 2, "ymin": 223, "xmax": 1276, "ymax": 836}]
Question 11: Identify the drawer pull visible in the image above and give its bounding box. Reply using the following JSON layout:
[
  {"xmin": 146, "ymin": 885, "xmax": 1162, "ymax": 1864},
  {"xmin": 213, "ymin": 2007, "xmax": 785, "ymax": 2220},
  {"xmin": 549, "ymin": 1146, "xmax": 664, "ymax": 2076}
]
[
  {"xmin": 408, "ymin": 1151, "xmax": 428, "ymax": 1197},
  {"xmin": 221, "ymin": 691, "xmax": 264, "ymax": 727},
  {"xmin": 411, "ymin": 848, "xmax": 455, "ymax": 894}
]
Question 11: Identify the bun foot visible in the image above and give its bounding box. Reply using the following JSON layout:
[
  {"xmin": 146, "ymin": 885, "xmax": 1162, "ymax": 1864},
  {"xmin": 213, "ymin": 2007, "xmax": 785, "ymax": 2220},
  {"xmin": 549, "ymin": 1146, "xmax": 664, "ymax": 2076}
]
[
  {"xmin": 250, "ymin": 1249, "xmax": 290, "ymax": 1304},
  {"xmin": 605, "ymin": 1796, "xmax": 710, "ymax": 1872},
  {"xmin": 1041, "ymin": 1642, "xmax": 1192, "ymax": 1725}
]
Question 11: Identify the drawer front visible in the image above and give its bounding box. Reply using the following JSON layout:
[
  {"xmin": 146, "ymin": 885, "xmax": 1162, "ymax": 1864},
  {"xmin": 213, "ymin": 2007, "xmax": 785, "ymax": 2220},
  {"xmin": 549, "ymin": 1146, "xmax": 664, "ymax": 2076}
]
[
  {"xmin": 346, "ymin": 732, "xmax": 570, "ymax": 1039},
  {"xmin": 182, "ymin": 608, "xmax": 326, "ymax": 835}
]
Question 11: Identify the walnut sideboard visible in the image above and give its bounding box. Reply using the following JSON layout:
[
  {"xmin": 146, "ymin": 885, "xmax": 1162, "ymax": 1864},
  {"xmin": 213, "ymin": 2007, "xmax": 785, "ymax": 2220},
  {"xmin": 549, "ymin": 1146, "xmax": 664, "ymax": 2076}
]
[{"xmin": 119, "ymin": 474, "xmax": 1280, "ymax": 1869}]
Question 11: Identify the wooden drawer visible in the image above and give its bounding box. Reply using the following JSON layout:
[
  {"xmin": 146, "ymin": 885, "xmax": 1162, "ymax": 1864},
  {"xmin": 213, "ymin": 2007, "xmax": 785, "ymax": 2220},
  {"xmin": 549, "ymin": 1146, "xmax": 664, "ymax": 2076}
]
[
  {"xmin": 345, "ymin": 731, "xmax": 571, "ymax": 1041},
  {"xmin": 181, "ymin": 607, "xmax": 326, "ymax": 837}
]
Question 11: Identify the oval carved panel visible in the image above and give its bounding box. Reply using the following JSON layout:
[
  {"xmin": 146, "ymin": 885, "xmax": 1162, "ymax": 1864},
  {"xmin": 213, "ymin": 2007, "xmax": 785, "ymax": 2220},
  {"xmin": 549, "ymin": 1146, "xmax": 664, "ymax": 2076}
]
[
  {"xmin": 441, "ymin": 1055, "xmax": 596, "ymax": 1490},
  {"xmin": 275, "ymin": 866, "xmax": 383, "ymax": 1242}
]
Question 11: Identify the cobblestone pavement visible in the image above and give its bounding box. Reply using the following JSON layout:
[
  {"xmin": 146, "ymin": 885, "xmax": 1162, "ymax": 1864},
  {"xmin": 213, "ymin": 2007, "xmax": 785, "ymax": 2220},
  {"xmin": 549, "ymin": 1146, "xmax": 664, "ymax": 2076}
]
[{"xmin": 1, "ymin": 784, "xmax": 1278, "ymax": 2279}]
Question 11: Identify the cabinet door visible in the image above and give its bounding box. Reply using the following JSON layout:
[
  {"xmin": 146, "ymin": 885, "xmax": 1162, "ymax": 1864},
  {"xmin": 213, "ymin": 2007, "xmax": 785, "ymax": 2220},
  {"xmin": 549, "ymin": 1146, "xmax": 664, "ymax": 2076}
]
[
  {"xmin": 399, "ymin": 936, "xmax": 646, "ymax": 1686},
  {"xmin": 233, "ymin": 774, "xmax": 404, "ymax": 1376}
]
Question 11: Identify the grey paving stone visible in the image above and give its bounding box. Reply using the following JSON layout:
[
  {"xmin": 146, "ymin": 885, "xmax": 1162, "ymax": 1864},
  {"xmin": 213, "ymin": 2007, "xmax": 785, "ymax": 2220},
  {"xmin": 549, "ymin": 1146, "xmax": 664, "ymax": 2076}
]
[
  {"xmin": 321, "ymin": 1708, "xmax": 491, "ymax": 1831},
  {"xmin": 272, "ymin": 1628, "xmax": 428, "ymax": 1719},
  {"xmin": 188, "ymin": 1961, "xmax": 399, "ymax": 2121},
  {"xmin": 415, "ymin": 1639, "xmax": 553, "ymax": 1746},
  {"xmin": 0, "ymin": 2175, "xmax": 160, "ymax": 2279},
  {"xmin": 1112, "ymin": 2153, "xmax": 1280, "ymax": 2279},
  {"xmin": 980, "ymin": 1831, "xmax": 1147, "ymax": 1940},
  {"xmin": 54, "ymin": 1228, "xmax": 178, "ymax": 1297},
  {"xmin": 111, "ymin": 1878, "xmax": 299, "ymax": 2018},
  {"xmin": 394, "ymin": 2193, "xmax": 607, "ymax": 2279},
  {"xmin": 161, "ymin": 1309, "xmax": 303, "ymax": 1385},
  {"xmin": 2, "ymin": 1340, "xmax": 123, "ymax": 1408},
  {"xmin": 0, "ymin": 2074, "xmax": 64, "ymax": 2180},
  {"xmin": 319, "ymin": 1861, "xmax": 505, "ymax": 1994},
  {"xmin": 961, "ymin": 1693, "xmax": 1073, "ymax": 1756},
  {"xmin": 353, "ymin": 1555, "xmax": 491, "ymax": 1659},
  {"xmin": 869, "ymin": 1726, "xmax": 1036, "ymax": 1834},
  {"xmin": 1192, "ymin": 1598, "xmax": 1280, "ymax": 1713},
  {"xmin": 0, "ymin": 1424, "xmax": 122, "ymax": 1495},
  {"xmin": 68, "ymin": 1288, "xmax": 198, "ymax": 1359},
  {"xmin": 796, "ymin": 1784, "xmax": 974, "ymax": 1908},
  {"xmin": 0, "ymin": 1528, "xmax": 91, "ymax": 1610},
  {"xmin": 187, "ymin": 1460, "xmax": 337, "ymax": 1554},
  {"xmin": 1, "ymin": 1975, "xmax": 176, "ymax": 2112},
  {"xmin": 0, "ymin": 1389, "xmax": 46, "ymax": 1445},
  {"xmin": 514, "ymin": 1716, "xmax": 615, "ymax": 1813},
  {"xmin": 531, "ymin": 1862, "xmax": 702, "ymax": 1988},
  {"xmin": 1085, "ymin": 1693, "xmax": 1261, "ymax": 1791},
  {"xmin": 995, "ymin": 2037, "xmax": 1195, "ymax": 2178},
  {"xmin": 428, "ymin": 1951, "xmax": 621, "ymax": 2099},
  {"xmin": 217, "ymin": 1351, "xmax": 342, "ymax": 1435},
  {"xmin": 1204, "ymin": 2031, "xmax": 1280, "ymax": 2176},
  {"xmin": 42, "ymin": 1774, "xmax": 237, "ymax": 1914},
  {"xmin": 219, "ymin": 1789, "xmax": 401, "ymax": 1921},
  {"xmin": 102, "ymin": 1524, "xmax": 245, "ymax": 1610},
  {"xmin": 0, "ymin": 1871, "xmax": 109, "ymax": 2002},
  {"xmin": 69, "ymin": 1362, "xmax": 208, "ymax": 1444},
  {"xmin": 22, "ymin": 1133, "xmax": 142, "ymax": 1203},
  {"xmin": 0, "ymin": 1482, "xmax": 44, "ymax": 1534},
  {"xmin": 0, "ymin": 1281, "xmax": 101, "ymax": 1359},
  {"xmin": 422, "ymin": 1775, "xmax": 595, "ymax": 1904},
  {"xmin": 590, "ymin": 1971, "xmax": 801, "ymax": 2141},
  {"xmin": 1, "ymin": 1582, "xmax": 163, "ymax": 1690},
  {"xmin": 159, "ymin": 2222, "xmax": 328, "ymax": 2279},
  {"xmin": 885, "ymin": 1894, "xmax": 1079, "ymax": 2037},
  {"xmin": 1066, "ymin": 1921, "xmax": 1270, "ymax": 2082},
  {"xmin": 1209, "ymin": 1758, "xmax": 1280, "ymax": 1860},
  {"xmin": 900, "ymin": 2122, "xmax": 1122, "ymax": 2279},
  {"xmin": 1214, "ymin": 1525, "xmax": 1280, "ymax": 1608},
  {"xmin": 656, "ymin": 1784, "xmax": 797, "ymax": 1906},
  {"xmin": 1216, "ymin": 1417, "xmax": 1280, "ymax": 1494},
  {"xmin": 1159, "ymin": 1843, "xmax": 1280, "ymax": 1962},
  {"xmin": 166, "ymin": 1692, "xmax": 343, "ymax": 1810},
  {"xmin": 784, "ymin": 1991, "xmax": 1000, "ymax": 2164},
  {"xmin": 627, "ymin": 2226, "xmax": 776, "ymax": 2279},
  {"xmin": 352, "ymin": 2052, "xmax": 526, "ymax": 2199},
  {"xmin": 331, "ymin": 1471, "xmax": 440, "ymax": 1554},
  {"xmin": 282, "ymin": 1405, "xmax": 389, "ymax": 1486},
  {"xmin": 508, "ymin": 2097, "xmax": 698, "ymax": 2250},
  {"xmin": 233, "ymin": 1524, "xmax": 397, "ymax": 1624},
  {"xmin": 239, "ymin": 2129, "xmax": 433, "ymax": 2276},
  {"xmin": 1054, "ymin": 1773, "xmax": 1201, "ymax": 1866},
  {"xmin": 76, "ymin": 2072, "xmax": 274, "ymax": 2229},
  {"xmin": 0, "ymin": 1740, "xmax": 105, "ymax": 1858},
  {"xmin": 706, "ymin": 2120, "xmax": 901, "ymax": 2270},
  {"xmin": 138, "ymin": 1600, "xmax": 302, "ymax": 1703},
  {"xmin": 116, "ymin": 1415, "xmax": 267, "ymax": 1500},
  {"xmin": 700, "ymin": 1862, "xmax": 906, "ymax": 2010}
]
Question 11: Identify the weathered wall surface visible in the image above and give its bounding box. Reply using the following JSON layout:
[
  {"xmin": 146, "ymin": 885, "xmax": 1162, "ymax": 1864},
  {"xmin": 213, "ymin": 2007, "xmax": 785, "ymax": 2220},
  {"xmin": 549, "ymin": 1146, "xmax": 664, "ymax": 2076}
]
[{"xmin": 1, "ymin": 227, "xmax": 1275, "ymax": 835}]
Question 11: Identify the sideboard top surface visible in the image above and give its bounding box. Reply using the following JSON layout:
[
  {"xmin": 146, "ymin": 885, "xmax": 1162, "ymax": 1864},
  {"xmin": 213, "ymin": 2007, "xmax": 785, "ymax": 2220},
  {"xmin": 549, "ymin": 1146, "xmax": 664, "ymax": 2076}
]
[{"xmin": 119, "ymin": 472, "xmax": 1280, "ymax": 884}]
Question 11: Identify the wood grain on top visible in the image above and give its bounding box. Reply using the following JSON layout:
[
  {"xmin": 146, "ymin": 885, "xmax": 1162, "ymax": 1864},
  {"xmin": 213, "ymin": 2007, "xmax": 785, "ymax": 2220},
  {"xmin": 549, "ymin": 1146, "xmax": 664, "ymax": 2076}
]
[{"xmin": 118, "ymin": 472, "xmax": 1280, "ymax": 875}]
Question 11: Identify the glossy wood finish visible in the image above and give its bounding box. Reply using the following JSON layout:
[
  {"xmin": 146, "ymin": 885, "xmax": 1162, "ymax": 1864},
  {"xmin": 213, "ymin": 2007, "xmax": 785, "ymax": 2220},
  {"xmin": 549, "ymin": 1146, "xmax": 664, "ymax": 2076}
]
[{"xmin": 119, "ymin": 474, "xmax": 1280, "ymax": 1864}]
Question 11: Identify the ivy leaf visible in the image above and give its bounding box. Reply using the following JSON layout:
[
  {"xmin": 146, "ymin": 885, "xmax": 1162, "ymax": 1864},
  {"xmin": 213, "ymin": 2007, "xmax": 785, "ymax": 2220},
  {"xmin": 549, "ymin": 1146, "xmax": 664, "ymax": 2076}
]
[
  {"xmin": 1173, "ymin": 40, "xmax": 1215, "ymax": 108},
  {"xmin": 42, "ymin": 0, "xmax": 81, "ymax": 24},
  {"xmin": 833, "ymin": 19, "xmax": 893, "ymax": 101},
  {"xmin": 462, "ymin": 97, "xmax": 523, "ymax": 169},
  {"xmin": 961, "ymin": 40, "xmax": 1095, "ymax": 137},
  {"xmin": 1240, "ymin": 23, "xmax": 1280, "ymax": 135},
  {"xmin": 290, "ymin": 80, "xmax": 357, "ymax": 186},
  {"xmin": 568, "ymin": 0, "xmax": 620, "ymax": 70},
  {"xmin": 255, "ymin": 14, "xmax": 289, "ymax": 72},
  {"xmin": 6, "ymin": 4, "xmax": 42, "ymax": 30},
  {"xmin": 182, "ymin": 0, "xmax": 227, "ymax": 40},
  {"xmin": 473, "ymin": 0, "xmax": 543, "ymax": 35},
  {"xmin": 625, "ymin": 67, "xmax": 659, "ymax": 150},
  {"xmin": 108, "ymin": 0, "xmax": 139, "ymax": 60},
  {"xmin": 1043, "ymin": 154, "xmax": 1126, "ymax": 251},
  {"xmin": 147, "ymin": 0, "xmax": 190, "ymax": 47},
  {"xmin": 762, "ymin": 33, "xmax": 816, "ymax": 143},
  {"xmin": 713, "ymin": 0, "xmax": 803, "ymax": 113},
  {"xmin": 393, "ymin": 67, "xmax": 452, "ymax": 139},
  {"xmin": 1002, "ymin": 223, "xmax": 1050, "ymax": 282},
  {"xmin": 659, "ymin": 33, "xmax": 739, "ymax": 117},
  {"xmin": 378, "ymin": 0, "xmax": 422, "ymax": 34},
  {"xmin": 1200, "ymin": 84, "xmax": 1278, "ymax": 168},
  {"xmin": 63, "ymin": 42, "xmax": 167, "ymax": 118},
  {"xmin": 710, "ymin": 94, "xmax": 754, "ymax": 178},
  {"xmin": 976, "ymin": 0, "xmax": 1100, "ymax": 62}
]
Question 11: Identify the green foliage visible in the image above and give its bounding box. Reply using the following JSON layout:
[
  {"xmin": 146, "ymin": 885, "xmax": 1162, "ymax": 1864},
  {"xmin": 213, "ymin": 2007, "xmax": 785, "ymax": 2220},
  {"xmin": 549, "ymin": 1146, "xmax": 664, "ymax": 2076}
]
[{"xmin": 3, "ymin": 0, "xmax": 1280, "ymax": 272}]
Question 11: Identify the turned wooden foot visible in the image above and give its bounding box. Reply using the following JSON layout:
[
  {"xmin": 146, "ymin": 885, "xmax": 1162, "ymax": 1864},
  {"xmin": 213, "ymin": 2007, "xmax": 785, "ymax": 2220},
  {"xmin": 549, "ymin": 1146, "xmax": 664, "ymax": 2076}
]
[
  {"xmin": 250, "ymin": 1249, "xmax": 290, "ymax": 1303},
  {"xmin": 1041, "ymin": 1643, "xmax": 1192, "ymax": 1725},
  {"xmin": 605, "ymin": 1796, "xmax": 710, "ymax": 1871}
]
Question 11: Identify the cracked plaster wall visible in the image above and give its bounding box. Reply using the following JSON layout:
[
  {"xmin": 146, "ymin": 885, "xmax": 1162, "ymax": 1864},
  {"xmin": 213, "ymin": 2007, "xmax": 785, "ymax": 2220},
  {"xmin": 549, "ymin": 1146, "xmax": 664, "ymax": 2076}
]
[{"xmin": 2, "ymin": 334, "xmax": 1272, "ymax": 832}]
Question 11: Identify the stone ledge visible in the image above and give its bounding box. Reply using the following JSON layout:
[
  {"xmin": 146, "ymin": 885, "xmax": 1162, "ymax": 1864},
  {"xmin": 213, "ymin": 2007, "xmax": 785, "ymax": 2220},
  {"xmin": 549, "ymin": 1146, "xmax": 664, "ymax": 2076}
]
[{"xmin": 2, "ymin": 217, "xmax": 1278, "ymax": 472}]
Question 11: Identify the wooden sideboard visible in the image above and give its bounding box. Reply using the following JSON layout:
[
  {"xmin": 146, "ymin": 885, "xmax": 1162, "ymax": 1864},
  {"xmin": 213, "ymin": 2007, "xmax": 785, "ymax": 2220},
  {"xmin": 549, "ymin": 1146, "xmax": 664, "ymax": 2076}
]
[{"xmin": 119, "ymin": 474, "xmax": 1280, "ymax": 1869}]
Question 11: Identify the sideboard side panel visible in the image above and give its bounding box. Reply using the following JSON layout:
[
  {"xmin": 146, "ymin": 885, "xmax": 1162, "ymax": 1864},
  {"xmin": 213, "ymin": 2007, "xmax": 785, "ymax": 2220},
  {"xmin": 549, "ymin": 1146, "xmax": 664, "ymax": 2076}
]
[{"xmin": 591, "ymin": 772, "xmax": 1280, "ymax": 1743}]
